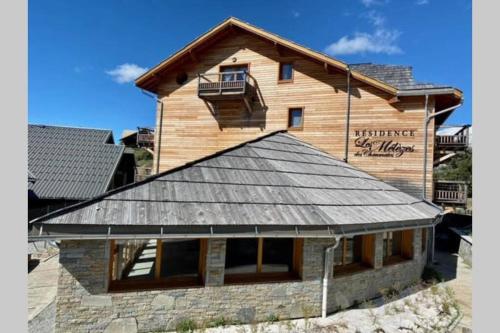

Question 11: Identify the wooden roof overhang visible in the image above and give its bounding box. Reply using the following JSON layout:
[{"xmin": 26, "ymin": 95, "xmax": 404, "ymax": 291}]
[
  {"xmin": 134, "ymin": 17, "xmax": 391, "ymax": 95},
  {"xmin": 135, "ymin": 17, "xmax": 462, "ymax": 108}
]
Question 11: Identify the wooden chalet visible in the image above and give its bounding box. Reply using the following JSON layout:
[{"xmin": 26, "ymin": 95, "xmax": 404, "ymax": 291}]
[{"xmin": 28, "ymin": 17, "xmax": 465, "ymax": 332}]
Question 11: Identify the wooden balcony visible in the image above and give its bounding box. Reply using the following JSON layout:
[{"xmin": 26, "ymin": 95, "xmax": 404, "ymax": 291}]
[
  {"xmin": 435, "ymin": 125, "xmax": 470, "ymax": 150},
  {"xmin": 433, "ymin": 181, "xmax": 468, "ymax": 205},
  {"xmin": 197, "ymin": 71, "xmax": 253, "ymax": 101}
]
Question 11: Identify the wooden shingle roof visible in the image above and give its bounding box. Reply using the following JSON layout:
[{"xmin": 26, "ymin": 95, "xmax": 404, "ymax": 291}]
[{"xmin": 29, "ymin": 131, "xmax": 441, "ymax": 239}]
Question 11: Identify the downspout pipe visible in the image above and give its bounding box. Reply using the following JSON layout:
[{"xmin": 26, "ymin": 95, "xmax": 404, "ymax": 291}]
[
  {"xmin": 141, "ymin": 90, "xmax": 165, "ymax": 174},
  {"xmin": 343, "ymin": 65, "xmax": 352, "ymax": 162},
  {"xmin": 322, "ymin": 236, "xmax": 341, "ymax": 319},
  {"xmin": 422, "ymin": 97, "xmax": 463, "ymax": 199}
]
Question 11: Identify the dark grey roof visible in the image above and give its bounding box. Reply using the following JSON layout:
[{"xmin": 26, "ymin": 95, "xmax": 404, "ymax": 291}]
[
  {"xmin": 28, "ymin": 124, "xmax": 125, "ymax": 200},
  {"xmin": 30, "ymin": 131, "xmax": 441, "ymax": 235},
  {"xmin": 350, "ymin": 63, "xmax": 452, "ymax": 91},
  {"xmin": 28, "ymin": 170, "xmax": 36, "ymax": 183}
]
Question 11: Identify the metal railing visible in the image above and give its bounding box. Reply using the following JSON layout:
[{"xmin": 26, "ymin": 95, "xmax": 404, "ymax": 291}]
[
  {"xmin": 433, "ymin": 181, "xmax": 468, "ymax": 205},
  {"xmin": 198, "ymin": 71, "xmax": 251, "ymax": 96}
]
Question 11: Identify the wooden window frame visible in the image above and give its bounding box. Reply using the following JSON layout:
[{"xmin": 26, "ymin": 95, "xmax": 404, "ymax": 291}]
[
  {"xmin": 224, "ymin": 238, "xmax": 303, "ymax": 285},
  {"xmin": 334, "ymin": 234, "xmax": 375, "ymax": 277},
  {"xmin": 108, "ymin": 239, "xmax": 208, "ymax": 292},
  {"xmin": 219, "ymin": 63, "xmax": 250, "ymax": 81},
  {"xmin": 278, "ymin": 62, "xmax": 294, "ymax": 83},
  {"xmin": 287, "ymin": 107, "xmax": 304, "ymax": 131},
  {"xmin": 383, "ymin": 230, "xmax": 414, "ymax": 266}
]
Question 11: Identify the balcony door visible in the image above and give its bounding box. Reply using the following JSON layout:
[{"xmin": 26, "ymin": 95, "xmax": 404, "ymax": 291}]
[{"xmin": 220, "ymin": 65, "xmax": 248, "ymax": 82}]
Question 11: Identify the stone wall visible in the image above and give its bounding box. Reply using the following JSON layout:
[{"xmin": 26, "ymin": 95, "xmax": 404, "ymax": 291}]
[
  {"xmin": 327, "ymin": 228, "xmax": 428, "ymax": 312},
  {"xmin": 458, "ymin": 236, "xmax": 472, "ymax": 267},
  {"xmin": 54, "ymin": 231, "xmax": 428, "ymax": 333},
  {"xmin": 28, "ymin": 300, "xmax": 55, "ymax": 333}
]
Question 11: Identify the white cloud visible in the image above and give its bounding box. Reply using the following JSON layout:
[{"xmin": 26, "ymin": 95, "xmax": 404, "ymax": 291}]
[
  {"xmin": 106, "ymin": 63, "xmax": 148, "ymax": 84},
  {"xmin": 416, "ymin": 0, "xmax": 429, "ymax": 4},
  {"xmin": 361, "ymin": 0, "xmax": 388, "ymax": 7},
  {"xmin": 292, "ymin": 10, "xmax": 301, "ymax": 18},
  {"xmin": 364, "ymin": 10, "xmax": 386, "ymax": 27},
  {"xmin": 325, "ymin": 29, "xmax": 402, "ymax": 55}
]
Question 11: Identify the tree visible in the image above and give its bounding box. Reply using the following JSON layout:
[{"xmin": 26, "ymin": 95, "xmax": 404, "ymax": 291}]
[{"xmin": 435, "ymin": 149, "xmax": 472, "ymax": 196}]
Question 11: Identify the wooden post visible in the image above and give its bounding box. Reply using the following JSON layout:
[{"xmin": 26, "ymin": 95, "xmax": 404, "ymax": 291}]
[
  {"xmin": 342, "ymin": 238, "xmax": 347, "ymax": 265},
  {"xmin": 108, "ymin": 240, "xmax": 116, "ymax": 284},
  {"xmin": 198, "ymin": 239, "xmax": 208, "ymax": 284},
  {"xmin": 293, "ymin": 238, "xmax": 304, "ymax": 277},
  {"xmin": 155, "ymin": 240, "xmax": 162, "ymax": 279},
  {"xmin": 257, "ymin": 238, "xmax": 263, "ymax": 273}
]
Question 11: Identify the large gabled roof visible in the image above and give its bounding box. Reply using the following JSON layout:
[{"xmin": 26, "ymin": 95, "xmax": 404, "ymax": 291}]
[
  {"xmin": 28, "ymin": 124, "xmax": 125, "ymax": 200},
  {"xmin": 135, "ymin": 17, "xmax": 462, "ymax": 99},
  {"xmin": 29, "ymin": 131, "xmax": 441, "ymax": 240}
]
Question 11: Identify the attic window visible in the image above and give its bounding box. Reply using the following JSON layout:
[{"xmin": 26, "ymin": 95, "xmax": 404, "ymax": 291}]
[
  {"xmin": 176, "ymin": 72, "xmax": 188, "ymax": 85},
  {"xmin": 278, "ymin": 62, "xmax": 293, "ymax": 82}
]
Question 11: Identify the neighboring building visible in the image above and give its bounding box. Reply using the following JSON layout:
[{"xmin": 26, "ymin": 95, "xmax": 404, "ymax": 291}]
[
  {"xmin": 29, "ymin": 17, "xmax": 463, "ymax": 332},
  {"xmin": 433, "ymin": 124, "xmax": 471, "ymax": 208},
  {"xmin": 120, "ymin": 127, "xmax": 155, "ymax": 149},
  {"xmin": 28, "ymin": 124, "xmax": 136, "ymax": 220}
]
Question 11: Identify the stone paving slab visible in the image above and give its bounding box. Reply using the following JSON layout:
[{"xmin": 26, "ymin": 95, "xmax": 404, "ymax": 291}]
[
  {"xmin": 28, "ymin": 254, "xmax": 59, "ymax": 321},
  {"xmin": 433, "ymin": 251, "xmax": 472, "ymax": 332}
]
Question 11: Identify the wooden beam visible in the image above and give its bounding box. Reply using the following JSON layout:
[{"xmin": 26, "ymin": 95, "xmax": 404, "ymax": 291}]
[
  {"xmin": 257, "ymin": 238, "xmax": 263, "ymax": 273},
  {"xmin": 401, "ymin": 230, "xmax": 414, "ymax": 259},
  {"xmin": 293, "ymin": 238, "xmax": 304, "ymax": 278},
  {"xmin": 155, "ymin": 239, "xmax": 162, "ymax": 279},
  {"xmin": 243, "ymin": 96, "xmax": 253, "ymax": 114},
  {"xmin": 198, "ymin": 239, "xmax": 208, "ymax": 284},
  {"xmin": 388, "ymin": 96, "xmax": 400, "ymax": 104},
  {"xmin": 361, "ymin": 234, "xmax": 375, "ymax": 267},
  {"xmin": 189, "ymin": 49, "xmax": 197, "ymax": 62}
]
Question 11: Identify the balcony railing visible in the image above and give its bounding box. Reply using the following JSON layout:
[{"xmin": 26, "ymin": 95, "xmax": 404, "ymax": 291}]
[
  {"xmin": 436, "ymin": 134, "xmax": 469, "ymax": 149},
  {"xmin": 433, "ymin": 181, "xmax": 468, "ymax": 205},
  {"xmin": 197, "ymin": 71, "xmax": 252, "ymax": 99}
]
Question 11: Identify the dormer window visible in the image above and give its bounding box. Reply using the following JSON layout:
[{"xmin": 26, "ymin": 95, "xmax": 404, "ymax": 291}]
[{"xmin": 279, "ymin": 62, "xmax": 294, "ymax": 82}]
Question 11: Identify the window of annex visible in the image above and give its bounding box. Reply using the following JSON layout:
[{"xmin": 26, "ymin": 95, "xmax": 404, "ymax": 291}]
[
  {"xmin": 224, "ymin": 238, "xmax": 303, "ymax": 284},
  {"xmin": 333, "ymin": 234, "xmax": 375, "ymax": 277},
  {"xmin": 108, "ymin": 239, "xmax": 207, "ymax": 291}
]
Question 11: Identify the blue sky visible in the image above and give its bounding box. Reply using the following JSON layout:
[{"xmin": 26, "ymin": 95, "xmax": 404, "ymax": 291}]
[{"xmin": 29, "ymin": 0, "xmax": 472, "ymax": 139}]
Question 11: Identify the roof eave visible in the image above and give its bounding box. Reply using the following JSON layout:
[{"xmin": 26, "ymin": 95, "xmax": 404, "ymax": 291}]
[
  {"xmin": 135, "ymin": 17, "xmax": 400, "ymax": 96},
  {"xmin": 29, "ymin": 218, "xmax": 438, "ymax": 242},
  {"xmin": 396, "ymin": 88, "xmax": 463, "ymax": 99}
]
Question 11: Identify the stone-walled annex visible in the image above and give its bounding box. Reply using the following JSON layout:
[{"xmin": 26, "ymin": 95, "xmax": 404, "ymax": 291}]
[{"xmin": 55, "ymin": 229, "xmax": 427, "ymax": 332}]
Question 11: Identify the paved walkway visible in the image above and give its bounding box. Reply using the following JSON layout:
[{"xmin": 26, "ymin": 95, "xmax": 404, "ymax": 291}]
[
  {"xmin": 28, "ymin": 254, "xmax": 59, "ymax": 321},
  {"xmin": 433, "ymin": 251, "xmax": 472, "ymax": 332}
]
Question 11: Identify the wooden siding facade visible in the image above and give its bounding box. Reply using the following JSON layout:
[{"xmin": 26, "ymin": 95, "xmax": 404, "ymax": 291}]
[{"xmin": 153, "ymin": 31, "xmax": 435, "ymax": 199}]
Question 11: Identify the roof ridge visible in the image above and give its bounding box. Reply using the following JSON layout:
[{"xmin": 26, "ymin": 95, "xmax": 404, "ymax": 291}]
[{"xmin": 29, "ymin": 123, "xmax": 113, "ymax": 133}]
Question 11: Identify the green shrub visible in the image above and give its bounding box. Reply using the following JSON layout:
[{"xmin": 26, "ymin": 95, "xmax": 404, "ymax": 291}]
[
  {"xmin": 266, "ymin": 314, "xmax": 279, "ymax": 322},
  {"xmin": 209, "ymin": 316, "xmax": 228, "ymax": 327},
  {"xmin": 176, "ymin": 318, "xmax": 197, "ymax": 333},
  {"xmin": 421, "ymin": 265, "xmax": 443, "ymax": 283}
]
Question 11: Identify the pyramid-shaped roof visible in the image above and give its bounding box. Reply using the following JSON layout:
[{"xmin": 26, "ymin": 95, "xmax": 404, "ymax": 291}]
[{"xmin": 29, "ymin": 131, "xmax": 441, "ymax": 240}]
